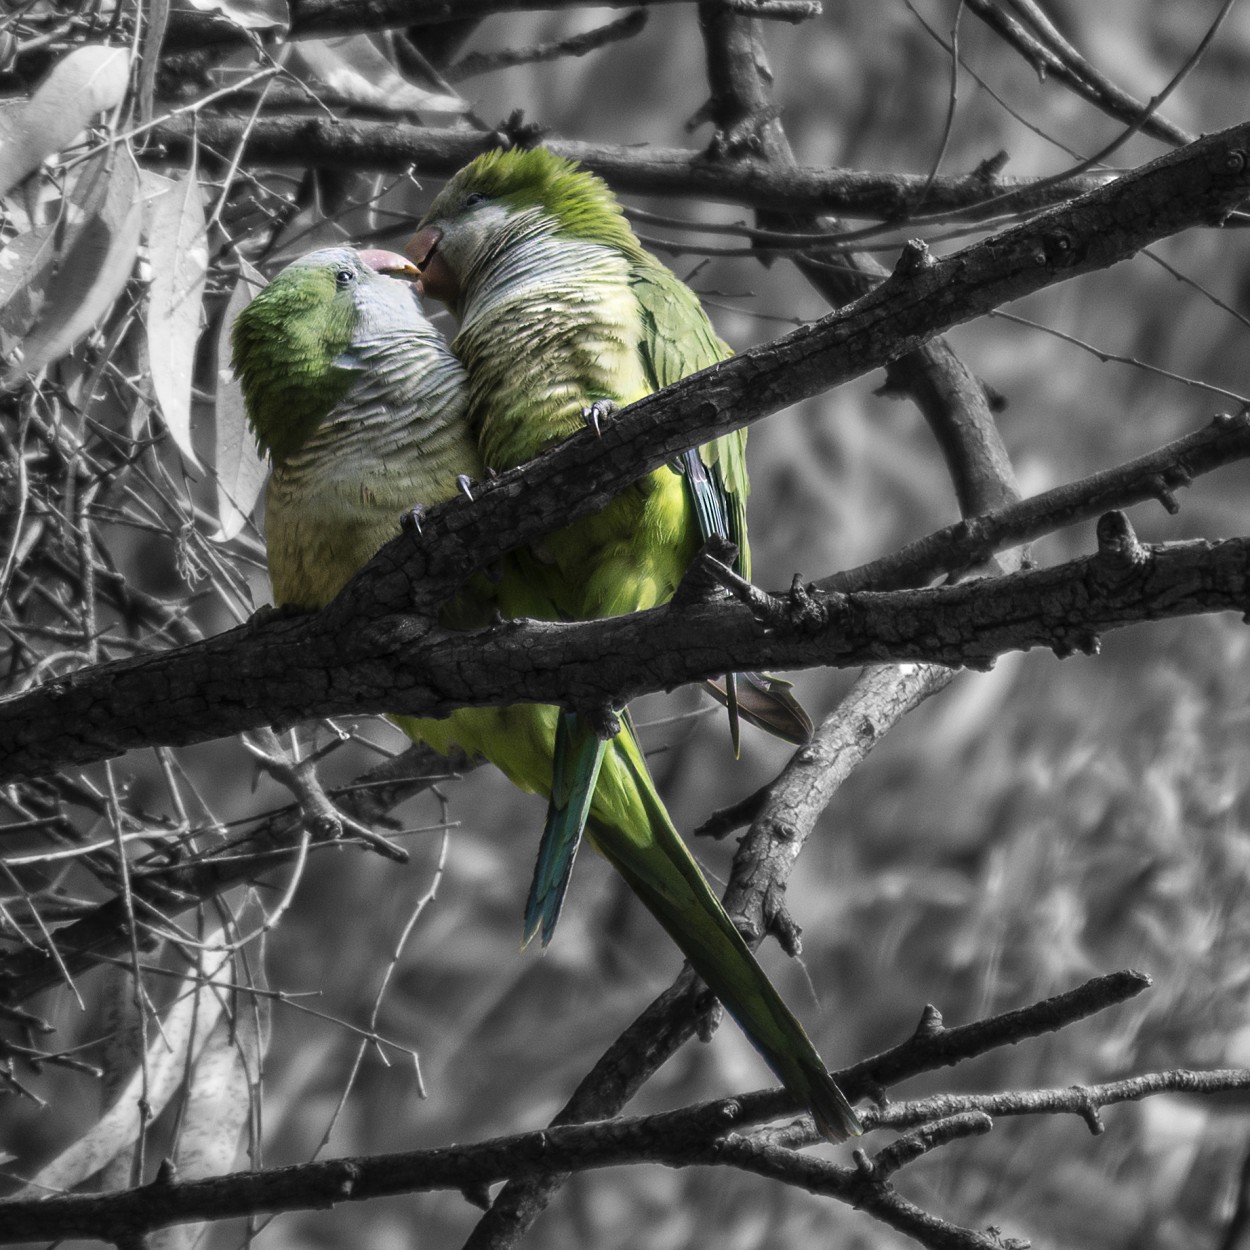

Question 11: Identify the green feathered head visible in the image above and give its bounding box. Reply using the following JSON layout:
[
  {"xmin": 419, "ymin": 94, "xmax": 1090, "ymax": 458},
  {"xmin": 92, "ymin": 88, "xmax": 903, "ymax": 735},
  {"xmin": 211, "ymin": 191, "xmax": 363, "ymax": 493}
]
[
  {"xmin": 408, "ymin": 147, "xmax": 640, "ymax": 309},
  {"xmin": 231, "ymin": 247, "xmax": 422, "ymax": 465}
]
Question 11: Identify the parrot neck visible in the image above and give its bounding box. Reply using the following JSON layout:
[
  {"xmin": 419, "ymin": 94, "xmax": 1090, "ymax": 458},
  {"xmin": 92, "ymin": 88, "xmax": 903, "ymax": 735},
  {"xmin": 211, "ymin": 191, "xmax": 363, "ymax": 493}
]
[
  {"xmin": 454, "ymin": 229, "xmax": 647, "ymax": 471},
  {"xmin": 265, "ymin": 328, "xmax": 476, "ymax": 609},
  {"xmin": 275, "ymin": 330, "xmax": 468, "ymax": 491}
]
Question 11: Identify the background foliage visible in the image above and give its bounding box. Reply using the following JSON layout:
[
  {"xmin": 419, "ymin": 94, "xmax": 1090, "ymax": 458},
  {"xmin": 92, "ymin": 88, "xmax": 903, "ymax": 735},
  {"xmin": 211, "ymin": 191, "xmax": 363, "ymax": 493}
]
[{"xmin": 4, "ymin": 2, "xmax": 1250, "ymax": 1248}]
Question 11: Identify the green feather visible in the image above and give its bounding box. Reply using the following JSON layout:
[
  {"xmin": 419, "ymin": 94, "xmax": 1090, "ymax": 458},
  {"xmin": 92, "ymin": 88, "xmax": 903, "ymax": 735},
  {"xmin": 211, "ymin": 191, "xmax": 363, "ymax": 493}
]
[
  {"xmin": 234, "ymin": 246, "xmax": 477, "ymax": 602},
  {"xmin": 413, "ymin": 155, "xmax": 852, "ymax": 1139},
  {"xmin": 231, "ymin": 256, "xmax": 359, "ymax": 466},
  {"xmin": 400, "ymin": 698, "xmax": 862, "ymax": 1142},
  {"xmin": 433, "ymin": 147, "xmax": 643, "ymax": 255},
  {"xmin": 523, "ymin": 710, "xmax": 605, "ymax": 946}
]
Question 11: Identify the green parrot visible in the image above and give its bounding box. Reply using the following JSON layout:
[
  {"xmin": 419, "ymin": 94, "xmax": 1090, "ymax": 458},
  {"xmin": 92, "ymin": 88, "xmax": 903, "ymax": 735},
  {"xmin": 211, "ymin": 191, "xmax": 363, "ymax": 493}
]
[
  {"xmin": 408, "ymin": 153, "xmax": 810, "ymax": 940},
  {"xmin": 233, "ymin": 245, "xmax": 860, "ymax": 1142}
]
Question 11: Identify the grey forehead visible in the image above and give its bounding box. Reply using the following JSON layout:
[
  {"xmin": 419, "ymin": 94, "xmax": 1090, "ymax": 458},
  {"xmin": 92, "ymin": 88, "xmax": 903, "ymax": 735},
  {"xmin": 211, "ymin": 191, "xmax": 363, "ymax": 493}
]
[{"xmin": 287, "ymin": 246, "xmax": 363, "ymax": 271}]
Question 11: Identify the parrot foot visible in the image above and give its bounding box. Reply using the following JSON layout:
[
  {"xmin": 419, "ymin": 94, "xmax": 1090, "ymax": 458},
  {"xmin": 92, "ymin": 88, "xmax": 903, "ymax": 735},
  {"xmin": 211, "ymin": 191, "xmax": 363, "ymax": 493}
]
[
  {"xmin": 401, "ymin": 503, "xmax": 428, "ymax": 534},
  {"xmin": 583, "ymin": 703, "xmax": 620, "ymax": 740},
  {"xmin": 456, "ymin": 473, "xmax": 475, "ymax": 501},
  {"xmin": 581, "ymin": 399, "xmax": 618, "ymax": 436}
]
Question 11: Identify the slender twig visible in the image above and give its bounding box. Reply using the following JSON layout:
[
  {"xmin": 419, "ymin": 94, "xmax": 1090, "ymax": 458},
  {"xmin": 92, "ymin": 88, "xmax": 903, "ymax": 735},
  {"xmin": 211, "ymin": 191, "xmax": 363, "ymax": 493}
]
[{"xmin": 445, "ymin": 10, "xmax": 648, "ymax": 80}]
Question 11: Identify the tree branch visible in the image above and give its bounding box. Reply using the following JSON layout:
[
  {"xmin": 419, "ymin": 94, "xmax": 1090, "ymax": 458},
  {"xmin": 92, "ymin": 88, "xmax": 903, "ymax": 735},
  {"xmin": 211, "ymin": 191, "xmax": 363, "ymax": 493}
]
[
  {"xmin": 153, "ymin": 116, "xmax": 1107, "ymax": 222},
  {"xmin": 820, "ymin": 409, "xmax": 1250, "ymax": 594},
  {"xmin": 157, "ymin": 0, "xmax": 819, "ymax": 52},
  {"xmin": 4, "ymin": 516, "xmax": 1250, "ymax": 773},
  {"xmin": 0, "ymin": 970, "xmax": 1202, "ymax": 1246},
  {"xmin": 3, "ymin": 119, "xmax": 1249, "ymax": 776}
]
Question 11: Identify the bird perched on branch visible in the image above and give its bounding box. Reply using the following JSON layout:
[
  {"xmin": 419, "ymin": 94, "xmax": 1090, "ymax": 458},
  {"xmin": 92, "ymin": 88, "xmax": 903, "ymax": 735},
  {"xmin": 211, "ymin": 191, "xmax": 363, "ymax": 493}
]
[
  {"xmin": 409, "ymin": 151, "xmax": 854, "ymax": 1138},
  {"xmin": 408, "ymin": 148, "xmax": 814, "ymax": 943},
  {"xmin": 234, "ymin": 244, "xmax": 859, "ymax": 1142}
]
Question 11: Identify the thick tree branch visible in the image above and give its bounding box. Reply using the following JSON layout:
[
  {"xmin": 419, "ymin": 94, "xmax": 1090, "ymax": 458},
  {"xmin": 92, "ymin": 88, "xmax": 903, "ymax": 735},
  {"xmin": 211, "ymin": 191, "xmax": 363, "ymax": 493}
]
[
  {"xmin": 2, "ymin": 119, "xmax": 1247, "ymax": 773},
  {"xmin": 4, "ymin": 522, "xmax": 1250, "ymax": 777},
  {"xmin": 153, "ymin": 117, "xmax": 1107, "ymax": 222}
]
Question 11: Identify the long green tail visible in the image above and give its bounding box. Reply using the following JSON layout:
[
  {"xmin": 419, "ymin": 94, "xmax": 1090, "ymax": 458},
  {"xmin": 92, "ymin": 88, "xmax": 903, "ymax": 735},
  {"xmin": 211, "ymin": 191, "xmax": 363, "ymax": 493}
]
[
  {"xmin": 585, "ymin": 727, "xmax": 861, "ymax": 1142},
  {"xmin": 402, "ymin": 702, "xmax": 858, "ymax": 1139}
]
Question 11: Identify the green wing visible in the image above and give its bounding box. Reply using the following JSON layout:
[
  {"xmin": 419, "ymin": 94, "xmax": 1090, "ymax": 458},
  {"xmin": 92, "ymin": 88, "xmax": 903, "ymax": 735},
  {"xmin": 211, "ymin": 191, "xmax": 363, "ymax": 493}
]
[
  {"xmin": 631, "ymin": 255, "xmax": 811, "ymax": 749},
  {"xmin": 630, "ymin": 255, "xmax": 749, "ymax": 573},
  {"xmin": 527, "ymin": 250, "xmax": 807, "ymax": 951}
]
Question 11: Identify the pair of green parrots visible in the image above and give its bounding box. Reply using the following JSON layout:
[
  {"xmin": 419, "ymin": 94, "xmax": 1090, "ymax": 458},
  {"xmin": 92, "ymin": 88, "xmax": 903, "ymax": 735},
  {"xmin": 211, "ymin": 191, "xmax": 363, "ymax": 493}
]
[{"xmin": 232, "ymin": 147, "xmax": 860, "ymax": 1141}]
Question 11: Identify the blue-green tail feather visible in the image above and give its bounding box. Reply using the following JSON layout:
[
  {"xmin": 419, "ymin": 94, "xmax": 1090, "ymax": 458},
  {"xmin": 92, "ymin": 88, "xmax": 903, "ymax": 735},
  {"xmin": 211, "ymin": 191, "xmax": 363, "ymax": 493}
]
[{"xmin": 523, "ymin": 711, "xmax": 606, "ymax": 947}]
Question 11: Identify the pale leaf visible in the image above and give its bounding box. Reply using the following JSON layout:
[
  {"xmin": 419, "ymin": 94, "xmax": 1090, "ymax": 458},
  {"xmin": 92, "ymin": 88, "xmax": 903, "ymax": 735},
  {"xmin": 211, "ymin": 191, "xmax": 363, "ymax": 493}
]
[
  {"xmin": 12, "ymin": 952, "xmax": 231, "ymax": 1197},
  {"xmin": 0, "ymin": 221, "xmax": 57, "ymax": 353},
  {"xmin": 210, "ymin": 260, "xmax": 268, "ymax": 541},
  {"xmin": 3, "ymin": 149, "xmax": 143, "ymax": 384},
  {"xmin": 96, "ymin": 965, "xmax": 148, "ymax": 1193},
  {"xmin": 174, "ymin": 958, "xmax": 268, "ymax": 1180},
  {"xmin": 150, "ymin": 963, "xmax": 269, "ymax": 1250},
  {"xmin": 0, "ymin": 46, "xmax": 130, "ymax": 197},
  {"xmin": 147, "ymin": 165, "xmax": 208, "ymax": 467},
  {"xmin": 0, "ymin": 155, "xmax": 122, "ymax": 359},
  {"xmin": 290, "ymin": 35, "xmax": 467, "ymax": 117},
  {"xmin": 182, "ymin": 0, "xmax": 289, "ymax": 32}
]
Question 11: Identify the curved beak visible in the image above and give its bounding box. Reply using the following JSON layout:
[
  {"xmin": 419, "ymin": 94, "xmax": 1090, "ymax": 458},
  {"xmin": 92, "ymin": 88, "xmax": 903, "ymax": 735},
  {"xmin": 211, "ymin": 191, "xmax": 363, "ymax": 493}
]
[
  {"xmin": 358, "ymin": 248, "xmax": 421, "ymax": 279},
  {"xmin": 405, "ymin": 224, "xmax": 458, "ymax": 305},
  {"xmin": 405, "ymin": 225, "xmax": 442, "ymax": 270}
]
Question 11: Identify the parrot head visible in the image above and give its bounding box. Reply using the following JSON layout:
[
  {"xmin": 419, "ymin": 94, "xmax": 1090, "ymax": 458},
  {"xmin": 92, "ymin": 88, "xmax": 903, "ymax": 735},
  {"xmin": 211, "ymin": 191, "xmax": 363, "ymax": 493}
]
[
  {"xmin": 232, "ymin": 246, "xmax": 422, "ymax": 465},
  {"xmin": 407, "ymin": 147, "xmax": 637, "ymax": 312}
]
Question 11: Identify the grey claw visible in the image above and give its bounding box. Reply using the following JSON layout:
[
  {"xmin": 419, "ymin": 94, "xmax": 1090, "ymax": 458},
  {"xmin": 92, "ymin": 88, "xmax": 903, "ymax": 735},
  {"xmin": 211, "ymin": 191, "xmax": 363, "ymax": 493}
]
[
  {"xmin": 581, "ymin": 399, "xmax": 617, "ymax": 437},
  {"xmin": 456, "ymin": 473, "xmax": 474, "ymax": 501},
  {"xmin": 402, "ymin": 503, "xmax": 428, "ymax": 534}
]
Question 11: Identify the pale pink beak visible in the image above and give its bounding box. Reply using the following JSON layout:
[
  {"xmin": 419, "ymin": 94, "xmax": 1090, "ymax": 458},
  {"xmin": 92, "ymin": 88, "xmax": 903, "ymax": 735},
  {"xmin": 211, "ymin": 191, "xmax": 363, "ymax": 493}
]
[{"xmin": 358, "ymin": 248, "xmax": 421, "ymax": 279}]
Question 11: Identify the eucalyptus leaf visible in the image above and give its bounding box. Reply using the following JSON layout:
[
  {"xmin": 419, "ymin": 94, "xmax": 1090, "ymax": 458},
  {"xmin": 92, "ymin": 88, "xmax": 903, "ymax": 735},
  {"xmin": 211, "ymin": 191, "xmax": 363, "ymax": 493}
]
[
  {"xmin": 147, "ymin": 165, "xmax": 209, "ymax": 467},
  {"xmin": 0, "ymin": 46, "xmax": 129, "ymax": 197}
]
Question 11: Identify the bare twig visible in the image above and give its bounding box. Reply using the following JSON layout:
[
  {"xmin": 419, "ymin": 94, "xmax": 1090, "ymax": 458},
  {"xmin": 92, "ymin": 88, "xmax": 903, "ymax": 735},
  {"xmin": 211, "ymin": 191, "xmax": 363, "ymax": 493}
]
[{"xmin": 445, "ymin": 10, "xmax": 647, "ymax": 80}]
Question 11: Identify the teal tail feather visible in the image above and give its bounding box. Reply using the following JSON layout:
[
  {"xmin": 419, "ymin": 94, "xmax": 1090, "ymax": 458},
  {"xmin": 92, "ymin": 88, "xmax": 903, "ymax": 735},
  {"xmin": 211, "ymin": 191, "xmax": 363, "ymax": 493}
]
[{"xmin": 522, "ymin": 711, "xmax": 606, "ymax": 948}]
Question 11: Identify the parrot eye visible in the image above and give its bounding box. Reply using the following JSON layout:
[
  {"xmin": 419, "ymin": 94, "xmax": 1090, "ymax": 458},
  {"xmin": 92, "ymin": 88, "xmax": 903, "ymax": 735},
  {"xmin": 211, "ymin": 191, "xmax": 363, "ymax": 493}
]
[
  {"xmin": 463, "ymin": 191, "xmax": 488, "ymax": 210},
  {"xmin": 334, "ymin": 267, "xmax": 356, "ymax": 286}
]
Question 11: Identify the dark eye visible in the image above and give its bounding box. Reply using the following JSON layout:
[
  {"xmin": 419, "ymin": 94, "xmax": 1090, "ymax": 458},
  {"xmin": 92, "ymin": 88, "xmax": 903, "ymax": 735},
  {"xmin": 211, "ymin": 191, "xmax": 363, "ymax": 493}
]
[
  {"xmin": 335, "ymin": 267, "xmax": 356, "ymax": 286},
  {"xmin": 463, "ymin": 191, "xmax": 488, "ymax": 209}
]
